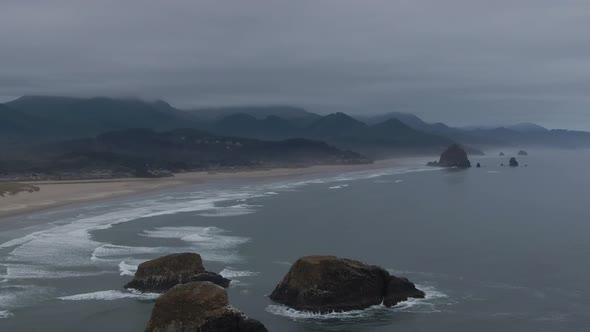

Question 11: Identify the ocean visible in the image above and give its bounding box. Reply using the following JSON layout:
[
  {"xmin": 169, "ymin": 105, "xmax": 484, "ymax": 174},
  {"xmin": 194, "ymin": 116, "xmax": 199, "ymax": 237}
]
[{"xmin": 1, "ymin": 150, "xmax": 589, "ymax": 331}]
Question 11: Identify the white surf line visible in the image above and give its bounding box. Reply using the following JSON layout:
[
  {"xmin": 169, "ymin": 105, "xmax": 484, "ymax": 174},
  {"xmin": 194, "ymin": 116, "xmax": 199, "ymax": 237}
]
[
  {"xmin": 58, "ymin": 289, "xmax": 159, "ymax": 301},
  {"xmin": 266, "ymin": 284, "xmax": 449, "ymax": 320}
]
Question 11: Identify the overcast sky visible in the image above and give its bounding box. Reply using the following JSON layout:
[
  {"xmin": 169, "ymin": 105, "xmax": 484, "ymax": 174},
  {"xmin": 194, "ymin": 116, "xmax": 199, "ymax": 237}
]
[{"xmin": 1, "ymin": 0, "xmax": 589, "ymax": 129}]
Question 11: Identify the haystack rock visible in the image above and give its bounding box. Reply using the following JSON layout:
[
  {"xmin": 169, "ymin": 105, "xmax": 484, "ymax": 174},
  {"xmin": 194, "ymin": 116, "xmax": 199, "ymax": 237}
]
[
  {"xmin": 428, "ymin": 144, "xmax": 471, "ymax": 168},
  {"xmin": 145, "ymin": 282, "xmax": 268, "ymax": 332},
  {"xmin": 509, "ymin": 157, "xmax": 519, "ymax": 167},
  {"xmin": 124, "ymin": 253, "xmax": 230, "ymax": 292},
  {"xmin": 518, "ymin": 150, "xmax": 528, "ymax": 156},
  {"xmin": 269, "ymin": 256, "xmax": 424, "ymax": 313}
]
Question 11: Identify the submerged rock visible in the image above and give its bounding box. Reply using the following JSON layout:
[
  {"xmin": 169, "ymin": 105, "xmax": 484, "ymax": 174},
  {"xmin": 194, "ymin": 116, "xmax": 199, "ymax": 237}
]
[
  {"xmin": 124, "ymin": 253, "xmax": 230, "ymax": 292},
  {"xmin": 429, "ymin": 144, "xmax": 471, "ymax": 168},
  {"xmin": 269, "ymin": 255, "xmax": 424, "ymax": 313},
  {"xmin": 145, "ymin": 281, "xmax": 268, "ymax": 332},
  {"xmin": 509, "ymin": 157, "xmax": 519, "ymax": 167},
  {"xmin": 517, "ymin": 150, "xmax": 528, "ymax": 156}
]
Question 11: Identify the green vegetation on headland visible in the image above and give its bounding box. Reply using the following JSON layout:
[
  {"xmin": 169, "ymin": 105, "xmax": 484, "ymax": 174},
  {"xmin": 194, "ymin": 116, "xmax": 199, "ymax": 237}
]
[
  {"xmin": 1, "ymin": 128, "xmax": 369, "ymax": 181},
  {"xmin": 1, "ymin": 95, "xmax": 588, "ymax": 180}
]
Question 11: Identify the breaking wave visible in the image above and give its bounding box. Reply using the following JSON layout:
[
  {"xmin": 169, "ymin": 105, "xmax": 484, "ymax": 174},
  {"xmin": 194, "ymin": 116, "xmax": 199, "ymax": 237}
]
[
  {"xmin": 219, "ymin": 268, "xmax": 259, "ymax": 279},
  {"xmin": 266, "ymin": 284, "xmax": 448, "ymax": 321},
  {"xmin": 58, "ymin": 289, "xmax": 159, "ymax": 301}
]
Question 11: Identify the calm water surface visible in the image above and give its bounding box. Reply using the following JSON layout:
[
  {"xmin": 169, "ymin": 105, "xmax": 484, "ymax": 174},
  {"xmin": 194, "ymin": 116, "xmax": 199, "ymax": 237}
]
[{"xmin": 1, "ymin": 150, "xmax": 589, "ymax": 331}]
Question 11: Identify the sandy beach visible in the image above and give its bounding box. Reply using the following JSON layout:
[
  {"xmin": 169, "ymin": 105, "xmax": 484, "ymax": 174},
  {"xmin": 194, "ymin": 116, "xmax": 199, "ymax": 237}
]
[{"xmin": 0, "ymin": 161, "xmax": 395, "ymax": 219}]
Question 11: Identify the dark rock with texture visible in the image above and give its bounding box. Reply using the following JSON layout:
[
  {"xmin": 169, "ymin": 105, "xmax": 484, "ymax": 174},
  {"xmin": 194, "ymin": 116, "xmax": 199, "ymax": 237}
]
[
  {"xmin": 430, "ymin": 144, "xmax": 471, "ymax": 168},
  {"xmin": 509, "ymin": 157, "xmax": 519, "ymax": 167},
  {"xmin": 145, "ymin": 281, "xmax": 268, "ymax": 332},
  {"xmin": 124, "ymin": 253, "xmax": 230, "ymax": 292},
  {"xmin": 269, "ymin": 256, "xmax": 424, "ymax": 313},
  {"xmin": 476, "ymin": 162, "xmax": 481, "ymax": 168},
  {"xmin": 517, "ymin": 150, "xmax": 528, "ymax": 156}
]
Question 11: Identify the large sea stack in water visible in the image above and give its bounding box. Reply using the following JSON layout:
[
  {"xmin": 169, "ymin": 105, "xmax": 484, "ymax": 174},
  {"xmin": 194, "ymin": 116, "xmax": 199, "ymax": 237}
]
[
  {"xmin": 269, "ymin": 256, "xmax": 425, "ymax": 313},
  {"xmin": 124, "ymin": 253, "xmax": 230, "ymax": 292},
  {"xmin": 428, "ymin": 144, "xmax": 471, "ymax": 168},
  {"xmin": 145, "ymin": 281, "xmax": 268, "ymax": 332}
]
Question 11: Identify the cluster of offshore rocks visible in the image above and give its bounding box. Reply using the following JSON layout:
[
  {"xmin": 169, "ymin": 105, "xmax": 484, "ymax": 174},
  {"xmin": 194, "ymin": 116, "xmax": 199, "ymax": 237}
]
[
  {"xmin": 124, "ymin": 253, "xmax": 425, "ymax": 331},
  {"xmin": 428, "ymin": 144, "xmax": 529, "ymax": 169}
]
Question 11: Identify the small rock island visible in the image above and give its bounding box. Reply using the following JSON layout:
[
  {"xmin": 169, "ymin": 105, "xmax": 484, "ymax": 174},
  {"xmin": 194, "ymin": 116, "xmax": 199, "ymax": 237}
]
[
  {"xmin": 509, "ymin": 157, "xmax": 519, "ymax": 167},
  {"xmin": 269, "ymin": 255, "xmax": 425, "ymax": 313},
  {"xmin": 124, "ymin": 253, "xmax": 230, "ymax": 292},
  {"xmin": 427, "ymin": 144, "xmax": 471, "ymax": 168},
  {"xmin": 518, "ymin": 150, "xmax": 528, "ymax": 156},
  {"xmin": 145, "ymin": 281, "xmax": 268, "ymax": 332},
  {"xmin": 499, "ymin": 152, "xmax": 505, "ymax": 156}
]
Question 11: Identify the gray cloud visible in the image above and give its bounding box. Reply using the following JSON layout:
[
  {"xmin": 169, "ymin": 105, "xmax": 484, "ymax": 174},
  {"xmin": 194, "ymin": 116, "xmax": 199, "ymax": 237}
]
[{"xmin": 1, "ymin": 0, "xmax": 589, "ymax": 129}]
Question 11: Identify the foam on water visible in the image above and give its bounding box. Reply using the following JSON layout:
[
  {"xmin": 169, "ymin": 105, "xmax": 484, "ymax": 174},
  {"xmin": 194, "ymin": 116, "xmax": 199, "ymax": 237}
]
[
  {"xmin": 219, "ymin": 268, "xmax": 259, "ymax": 279},
  {"xmin": 0, "ymin": 284, "xmax": 53, "ymax": 317},
  {"xmin": 58, "ymin": 290, "xmax": 159, "ymax": 301},
  {"xmin": 266, "ymin": 303, "xmax": 391, "ymax": 321},
  {"xmin": 141, "ymin": 226, "xmax": 249, "ymax": 250},
  {"xmin": 138, "ymin": 226, "xmax": 248, "ymax": 263},
  {"xmin": 198, "ymin": 204, "xmax": 258, "ymax": 217},
  {"xmin": 328, "ymin": 184, "xmax": 349, "ymax": 190},
  {"xmin": 392, "ymin": 284, "xmax": 449, "ymax": 313},
  {"xmin": 118, "ymin": 261, "xmax": 138, "ymax": 276},
  {"xmin": 266, "ymin": 284, "xmax": 448, "ymax": 321},
  {"xmin": 0, "ymin": 310, "xmax": 13, "ymax": 319},
  {"xmin": 92, "ymin": 244, "xmax": 166, "ymax": 261}
]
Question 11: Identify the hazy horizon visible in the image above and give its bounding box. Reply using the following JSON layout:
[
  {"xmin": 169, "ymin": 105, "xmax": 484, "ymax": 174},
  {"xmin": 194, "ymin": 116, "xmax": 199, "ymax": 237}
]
[{"xmin": 1, "ymin": 1, "xmax": 589, "ymax": 129}]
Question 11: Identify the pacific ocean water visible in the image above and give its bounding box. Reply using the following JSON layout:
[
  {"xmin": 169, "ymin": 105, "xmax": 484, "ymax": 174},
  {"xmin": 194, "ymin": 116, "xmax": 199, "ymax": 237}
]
[{"xmin": 1, "ymin": 150, "xmax": 589, "ymax": 331}]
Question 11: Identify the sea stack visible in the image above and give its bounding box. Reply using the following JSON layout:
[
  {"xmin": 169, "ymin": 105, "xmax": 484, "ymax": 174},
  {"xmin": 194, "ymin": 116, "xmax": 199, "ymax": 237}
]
[
  {"xmin": 124, "ymin": 253, "xmax": 230, "ymax": 292},
  {"xmin": 476, "ymin": 162, "xmax": 481, "ymax": 168},
  {"xmin": 509, "ymin": 157, "xmax": 519, "ymax": 167},
  {"xmin": 428, "ymin": 144, "xmax": 471, "ymax": 168},
  {"xmin": 145, "ymin": 282, "xmax": 268, "ymax": 332},
  {"xmin": 517, "ymin": 150, "xmax": 528, "ymax": 156},
  {"xmin": 269, "ymin": 256, "xmax": 425, "ymax": 313}
]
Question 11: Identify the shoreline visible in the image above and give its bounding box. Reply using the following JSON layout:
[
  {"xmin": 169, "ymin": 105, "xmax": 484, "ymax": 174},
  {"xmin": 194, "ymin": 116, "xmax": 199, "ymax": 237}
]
[{"xmin": 0, "ymin": 160, "xmax": 401, "ymax": 220}]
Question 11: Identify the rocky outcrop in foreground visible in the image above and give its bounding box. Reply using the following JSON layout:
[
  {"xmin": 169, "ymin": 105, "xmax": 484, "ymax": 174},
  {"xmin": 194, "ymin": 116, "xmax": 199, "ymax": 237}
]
[
  {"xmin": 269, "ymin": 256, "xmax": 424, "ymax": 313},
  {"xmin": 509, "ymin": 157, "xmax": 519, "ymax": 167},
  {"xmin": 427, "ymin": 144, "xmax": 471, "ymax": 168},
  {"xmin": 124, "ymin": 253, "xmax": 230, "ymax": 292},
  {"xmin": 145, "ymin": 281, "xmax": 267, "ymax": 332}
]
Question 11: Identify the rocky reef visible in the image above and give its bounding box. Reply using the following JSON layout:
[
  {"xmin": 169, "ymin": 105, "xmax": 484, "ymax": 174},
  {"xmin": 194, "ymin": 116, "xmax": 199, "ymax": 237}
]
[
  {"xmin": 124, "ymin": 253, "xmax": 230, "ymax": 292},
  {"xmin": 145, "ymin": 281, "xmax": 268, "ymax": 332},
  {"xmin": 427, "ymin": 144, "xmax": 471, "ymax": 168},
  {"xmin": 269, "ymin": 255, "xmax": 424, "ymax": 313}
]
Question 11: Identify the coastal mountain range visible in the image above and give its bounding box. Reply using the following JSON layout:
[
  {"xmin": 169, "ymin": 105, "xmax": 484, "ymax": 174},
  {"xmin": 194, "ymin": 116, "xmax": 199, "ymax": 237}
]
[{"xmin": 2, "ymin": 95, "xmax": 590, "ymax": 179}]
